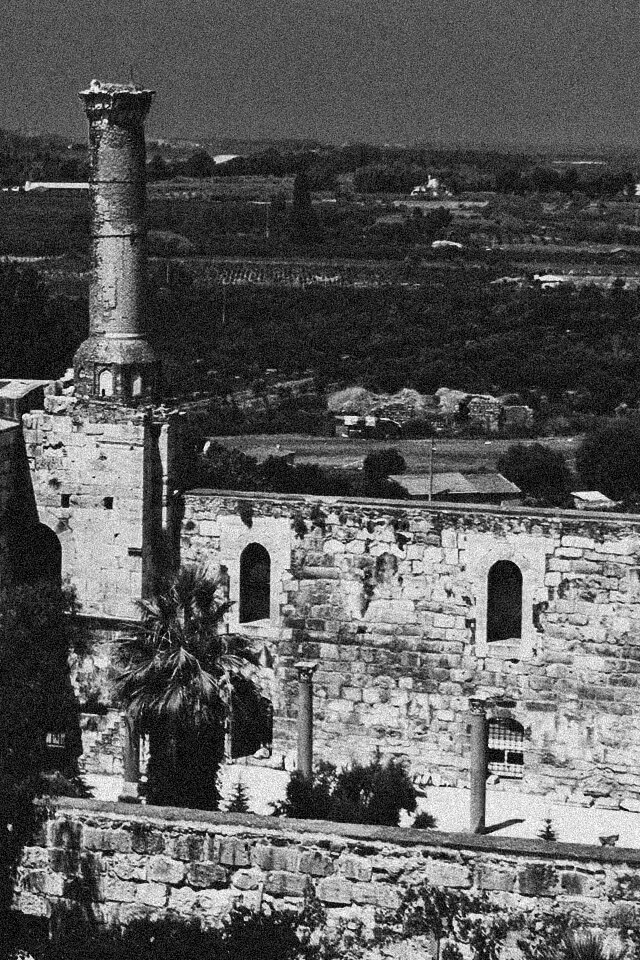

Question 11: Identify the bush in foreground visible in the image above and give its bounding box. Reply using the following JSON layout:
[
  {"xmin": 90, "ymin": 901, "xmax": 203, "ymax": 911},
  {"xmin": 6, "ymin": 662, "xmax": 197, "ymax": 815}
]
[{"xmin": 273, "ymin": 755, "xmax": 420, "ymax": 827}]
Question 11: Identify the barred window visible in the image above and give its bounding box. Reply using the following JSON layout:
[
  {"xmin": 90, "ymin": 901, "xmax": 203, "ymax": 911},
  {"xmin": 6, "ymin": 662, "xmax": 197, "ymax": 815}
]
[
  {"xmin": 488, "ymin": 718, "xmax": 524, "ymax": 778},
  {"xmin": 487, "ymin": 560, "xmax": 522, "ymax": 643}
]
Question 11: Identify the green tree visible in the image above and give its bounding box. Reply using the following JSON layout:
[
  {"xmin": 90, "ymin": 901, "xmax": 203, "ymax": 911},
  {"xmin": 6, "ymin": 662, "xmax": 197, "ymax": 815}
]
[
  {"xmin": 116, "ymin": 566, "xmax": 261, "ymax": 809},
  {"xmin": 497, "ymin": 443, "xmax": 574, "ymax": 505},
  {"xmin": 363, "ymin": 447, "xmax": 406, "ymax": 482},
  {"xmin": 289, "ymin": 169, "xmax": 320, "ymax": 242},
  {"xmin": 576, "ymin": 418, "xmax": 640, "ymax": 502},
  {"xmin": 0, "ymin": 580, "xmax": 86, "ymax": 925}
]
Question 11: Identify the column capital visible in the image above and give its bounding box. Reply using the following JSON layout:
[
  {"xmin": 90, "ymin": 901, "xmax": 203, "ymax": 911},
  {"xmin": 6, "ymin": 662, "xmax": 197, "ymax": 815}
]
[
  {"xmin": 295, "ymin": 660, "xmax": 318, "ymax": 682},
  {"xmin": 469, "ymin": 697, "xmax": 489, "ymax": 716}
]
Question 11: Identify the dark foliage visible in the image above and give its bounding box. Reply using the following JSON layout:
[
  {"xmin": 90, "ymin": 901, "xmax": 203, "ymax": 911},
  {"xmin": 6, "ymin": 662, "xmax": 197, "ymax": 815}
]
[
  {"xmin": 9, "ymin": 894, "xmax": 327, "ymax": 960},
  {"xmin": 226, "ymin": 779, "xmax": 251, "ymax": 813},
  {"xmin": 576, "ymin": 417, "xmax": 640, "ymax": 501},
  {"xmin": 193, "ymin": 442, "xmax": 408, "ymax": 500},
  {"xmin": 0, "ymin": 263, "xmax": 86, "ymax": 379},
  {"xmin": 116, "ymin": 567, "xmax": 261, "ymax": 810},
  {"xmin": 0, "ymin": 581, "xmax": 86, "ymax": 931},
  {"xmin": 537, "ymin": 818, "xmax": 558, "ymax": 842},
  {"xmin": 412, "ymin": 810, "xmax": 438, "ymax": 829},
  {"xmin": 363, "ymin": 448, "xmax": 406, "ymax": 481},
  {"xmin": 497, "ymin": 443, "xmax": 574, "ymax": 505},
  {"xmin": 273, "ymin": 756, "xmax": 418, "ymax": 827}
]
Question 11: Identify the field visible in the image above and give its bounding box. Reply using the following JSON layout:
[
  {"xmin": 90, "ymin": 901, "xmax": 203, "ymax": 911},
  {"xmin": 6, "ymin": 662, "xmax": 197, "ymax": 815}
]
[{"xmin": 216, "ymin": 433, "xmax": 580, "ymax": 475}]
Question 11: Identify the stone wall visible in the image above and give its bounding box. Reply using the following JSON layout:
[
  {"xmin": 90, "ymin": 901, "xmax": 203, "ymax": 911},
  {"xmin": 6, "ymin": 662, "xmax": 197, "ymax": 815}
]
[
  {"xmin": 23, "ymin": 397, "xmax": 151, "ymax": 618},
  {"xmin": 180, "ymin": 492, "xmax": 640, "ymax": 810},
  {"xmin": 14, "ymin": 798, "xmax": 640, "ymax": 929}
]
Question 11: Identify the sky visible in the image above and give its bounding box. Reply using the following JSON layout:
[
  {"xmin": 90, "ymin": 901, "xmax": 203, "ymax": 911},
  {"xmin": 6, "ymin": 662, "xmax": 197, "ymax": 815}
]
[{"xmin": 2, "ymin": 0, "xmax": 640, "ymax": 150}]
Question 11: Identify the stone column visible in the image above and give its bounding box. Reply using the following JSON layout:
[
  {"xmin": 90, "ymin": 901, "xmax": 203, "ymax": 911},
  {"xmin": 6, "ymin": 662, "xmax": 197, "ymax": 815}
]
[
  {"xmin": 295, "ymin": 661, "xmax": 318, "ymax": 782},
  {"xmin": 118, "ymin": 712, "xmax": 141, "ymax": 803},
  {"xmin": 469, "ymin": 697, "xmax": 488, "ymax": 834}
]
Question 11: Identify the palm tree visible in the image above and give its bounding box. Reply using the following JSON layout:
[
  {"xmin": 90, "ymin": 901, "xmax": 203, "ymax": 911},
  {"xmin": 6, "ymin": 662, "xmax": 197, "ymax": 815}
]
[{"xmin": 116, "ymin": 566, "xmax": 262, "ymax": 809}]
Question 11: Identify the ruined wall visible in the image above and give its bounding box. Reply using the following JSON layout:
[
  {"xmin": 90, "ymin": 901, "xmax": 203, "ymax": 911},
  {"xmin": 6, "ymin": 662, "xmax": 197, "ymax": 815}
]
[
  {"xmin": 15, "ymin": 798, "xmax": 640, "ymax": 929},
  {"xmin": 23, "ymin": 396, "xmax": 154, "ymax": 619},
  {"xmin": 181, "ymin": 492, "xmax": 640, "ymax": 810}
]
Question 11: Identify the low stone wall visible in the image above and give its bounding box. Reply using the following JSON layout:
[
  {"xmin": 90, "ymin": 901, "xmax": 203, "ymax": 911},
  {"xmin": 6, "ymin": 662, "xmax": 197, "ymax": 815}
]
[{"xmin": 14, "ymin": 798, "xmax": 640, "ymax": 930}]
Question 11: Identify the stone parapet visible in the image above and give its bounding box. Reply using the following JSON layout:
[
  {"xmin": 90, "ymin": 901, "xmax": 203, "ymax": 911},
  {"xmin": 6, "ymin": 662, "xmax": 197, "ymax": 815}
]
[{"xmin": 14, "ymin": 798, "xmax": 640, "ymax": 928}]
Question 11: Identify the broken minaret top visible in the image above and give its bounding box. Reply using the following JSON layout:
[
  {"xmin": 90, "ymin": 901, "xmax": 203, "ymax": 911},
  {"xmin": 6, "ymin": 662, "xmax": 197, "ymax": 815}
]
[{"xmin": 73, "ymin": 79, "xmax": 159, "ymax": 403}]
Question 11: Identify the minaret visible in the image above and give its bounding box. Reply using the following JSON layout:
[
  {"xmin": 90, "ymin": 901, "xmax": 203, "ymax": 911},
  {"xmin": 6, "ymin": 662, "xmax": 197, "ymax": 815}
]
[{"xmin": 74, "ymin": 80, "xmax": 159, "ymax": 402}]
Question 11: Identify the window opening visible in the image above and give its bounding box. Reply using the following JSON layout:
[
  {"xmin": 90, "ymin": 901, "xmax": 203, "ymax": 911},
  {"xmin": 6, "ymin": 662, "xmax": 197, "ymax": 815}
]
[
  {"xmin": 239, "ymin": 543, "xmax": 271, "ymax": 623},
  {"xmin": 103, "ymin": 496, "xmax": 114, "ymax": 510},
  {"xmin": 98, "ymin": 369, "xmax": 114, "ymax": 397},
  {"xmin": 131, "ymin": 370, "xmax": 143, "ymax": 397},
  {"xmin": 46, "ymin": 732, "xmax": 66, "ymax": 750},
  {"xmin": 488, "ymin": 718, "xmax": 524, "ymax": 778},
  {"xmin": 60, "ymin": 494, "xmax": 70, "ymax": 508},
  {"xmin": 487, "ymin": 560, "xmax": 522, "ymax": 643}
]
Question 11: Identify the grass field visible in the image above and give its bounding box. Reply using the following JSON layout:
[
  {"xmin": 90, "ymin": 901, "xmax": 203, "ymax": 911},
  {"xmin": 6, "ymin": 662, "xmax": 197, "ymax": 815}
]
[{"xmin": 216, "ymin": 433, "xmax": 581, "ymax": 475}]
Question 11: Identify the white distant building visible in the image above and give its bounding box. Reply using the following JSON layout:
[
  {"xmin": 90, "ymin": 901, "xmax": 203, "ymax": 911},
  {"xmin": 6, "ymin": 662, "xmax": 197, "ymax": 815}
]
[
  {"xmin": 411, "ymin": 176, "xmax": 451, "ymax": 198},
  {"xmin": 23, "ymin": 181, "xmax": 89, "ymax": 192}
]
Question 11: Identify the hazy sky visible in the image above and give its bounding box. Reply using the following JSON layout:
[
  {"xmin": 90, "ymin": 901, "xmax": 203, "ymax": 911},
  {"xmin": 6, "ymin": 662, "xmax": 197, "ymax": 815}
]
[{"xmin": 2, "ymin": 0, "xmax": 640, "ymax": 149}]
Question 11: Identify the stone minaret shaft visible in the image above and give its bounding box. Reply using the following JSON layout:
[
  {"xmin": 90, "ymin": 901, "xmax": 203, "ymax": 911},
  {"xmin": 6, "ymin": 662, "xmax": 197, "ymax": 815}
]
[{"xmin": 74, "ymin": 81, "xmax": 159, "ymax": 402}]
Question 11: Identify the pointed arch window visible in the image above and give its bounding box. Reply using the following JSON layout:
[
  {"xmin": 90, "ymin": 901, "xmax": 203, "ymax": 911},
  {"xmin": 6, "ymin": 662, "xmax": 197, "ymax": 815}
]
[
  {"xmin": 487, "ymin": 560, "xmax": 522, "ymax": 644},
  {"xmin": 239, "ymin": 543, "xmax": 271, "ymax": 623}
]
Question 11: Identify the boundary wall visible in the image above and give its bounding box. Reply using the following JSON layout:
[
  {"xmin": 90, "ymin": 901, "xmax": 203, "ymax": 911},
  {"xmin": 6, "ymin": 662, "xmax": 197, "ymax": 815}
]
[{"xmin": 14, "ymin": 797, "xmax": 640, "ymax": 929}]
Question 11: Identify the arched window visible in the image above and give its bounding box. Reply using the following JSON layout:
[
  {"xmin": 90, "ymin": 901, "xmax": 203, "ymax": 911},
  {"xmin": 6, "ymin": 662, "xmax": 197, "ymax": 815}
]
[
  {"xmin": 239, "ymin": 543, "xmax": 271, "ymax": 623},
  {"xmin": 98, "ymin": 369, "xmax": 114, "ymax": 397},
  {"xmin": 131, "ymin": 370, "xmax": 143, "ymax": 397},
  {"xmin": 488, "ymin": 718, "xmax": 524, "ymax": 778},
  {"xmin": 487, "ymin": 560, "xmax": 522, "ymax": 643}
]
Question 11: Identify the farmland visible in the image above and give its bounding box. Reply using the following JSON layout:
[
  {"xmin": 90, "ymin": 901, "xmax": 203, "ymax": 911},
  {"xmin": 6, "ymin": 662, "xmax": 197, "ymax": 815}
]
[{"xmin": 215, "ymin": 433, "xmax": 580, "ymax": 476}]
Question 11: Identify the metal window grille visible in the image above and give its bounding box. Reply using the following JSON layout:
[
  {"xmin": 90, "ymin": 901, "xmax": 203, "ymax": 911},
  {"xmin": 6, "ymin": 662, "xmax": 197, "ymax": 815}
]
[{"xmin": 488, "ymin": 718, "xmax": 524, "ymax": 778}]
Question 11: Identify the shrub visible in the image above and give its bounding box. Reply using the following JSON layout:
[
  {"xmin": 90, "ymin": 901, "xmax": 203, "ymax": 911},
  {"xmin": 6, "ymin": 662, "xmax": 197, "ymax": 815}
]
[
  {"xmin": 537, "ymin": 817, "xmax": 558, "ymax": 842},
  {"xmin": 274, "ymin": 755, "xmax": 417, "ymax": 827},
  {"xmin": 11, "ymin": 894, "xmax": 328, "ymax": 960},
  {"xmin": 413, "ymin": 810, "xmax": 438, "ymax": 829},
  {"xmin": 226, "ymin": 779, "xmax": 251, "ymax": 813}
]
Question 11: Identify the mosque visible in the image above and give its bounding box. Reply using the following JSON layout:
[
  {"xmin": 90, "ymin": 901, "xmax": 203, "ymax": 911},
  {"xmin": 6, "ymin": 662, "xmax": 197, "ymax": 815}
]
[{"xmin": 5, "ymin": 82, "xmax": 640, "ymax": 816}]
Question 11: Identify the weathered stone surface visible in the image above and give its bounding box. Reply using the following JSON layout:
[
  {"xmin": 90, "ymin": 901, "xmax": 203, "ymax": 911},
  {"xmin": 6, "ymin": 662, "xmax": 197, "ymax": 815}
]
[
  {"xmin": 187, "ymin": 862, "xmax": 229, "ymax": 889},
  {"xmin": 146, "ymin": 855, "xmax": 185, "ymax": 885}
]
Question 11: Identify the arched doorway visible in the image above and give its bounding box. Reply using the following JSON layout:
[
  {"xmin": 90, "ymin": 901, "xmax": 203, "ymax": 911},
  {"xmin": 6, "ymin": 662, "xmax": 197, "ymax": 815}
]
[
  {"xmin": 487, "ymin": 560, "xmax": 522, "ymax": 643},
  {"xmin": 239, "ymin": 543, "xmax": 271, "ymax": 623}
]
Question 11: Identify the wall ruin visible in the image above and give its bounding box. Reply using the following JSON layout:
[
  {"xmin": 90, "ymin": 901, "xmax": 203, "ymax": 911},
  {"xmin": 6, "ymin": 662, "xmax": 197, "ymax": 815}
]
[{"xmin": 179, "ymin": 491, "xmax": 640, "ymax": 811}]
